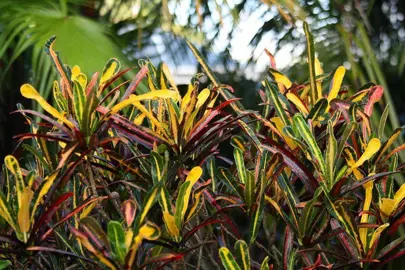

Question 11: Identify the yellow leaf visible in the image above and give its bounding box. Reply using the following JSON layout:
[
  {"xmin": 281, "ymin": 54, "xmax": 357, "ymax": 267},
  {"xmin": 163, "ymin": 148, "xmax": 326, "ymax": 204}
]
[
  {"xmin": 179, "ymin": 84, "xmax": 194, "ymax": 122},
  {"xmin": 71, "ymin": 65, "xmax": 81, "ymax": 80},
  {"xmin": 179, "ymin": 167, "xmax": 203, "ymax": 222},
  {"xmin": 18, "ymin": 187, "xmax": 33, "ymax": 235},
  {"xmin": 133, "ymin": 113, "xmax": 146, "ymax": 125},
  {"xmin": 286, "ymin": 93, "xmax": 309, "ymax": 115},
  {"xmin": 162, "ymin": 63, "xmax": 179, "ymax": 93},
  {"xmin": 20, "ymin": 84, "xmax": 75, "ymax": 129},
  {"xmin": 270, "ymin": 117, "xmax": 297, "ymax": 150},
  {"xmin": 315, "ymin": 58, "xmax": 323, "ymax": 101},
  {"xmin": 360, "ymin": 181, "xmax": 373, "ymax": 249},
  {"xmin": 380, "ymin": 198, "xmax": 395, "ymax": 217},
  {"xmin": 110, "ymin": 90, "xmax": 179, "ymax": 114},
  {"xmin": 125, "ymin": 228, "xmax": 134, "ymax": 250},
  {"xmin": 196, "ymin": 88, "xmax": 211, "ymax": 109},
  {"xmin": 352, "ymin": 138, "xmax": 381, "ymax": 169},
  {"xmin": 269, "ymin": 70, "xmax": 292, "ymax": 89},
  {"xmin": 327, "ymin": 66, "xmax": 346, "ymax": 102},
  {"xmin": 381, "ymin": 183, "xmax": 405, "ymax": 217},
  {"xmin": 163, "ymin": 211, "xmax": 180, "ymax": 237},
  {"xmin": 393, "ymin": 183, "xmax": 405, "ymax": 207}
]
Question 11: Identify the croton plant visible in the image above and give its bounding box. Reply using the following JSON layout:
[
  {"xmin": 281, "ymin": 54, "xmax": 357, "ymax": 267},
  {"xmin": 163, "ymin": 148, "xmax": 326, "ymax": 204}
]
[{"xmin": 1, "ymin": 22, "xmax": 405, "ymax": 269}]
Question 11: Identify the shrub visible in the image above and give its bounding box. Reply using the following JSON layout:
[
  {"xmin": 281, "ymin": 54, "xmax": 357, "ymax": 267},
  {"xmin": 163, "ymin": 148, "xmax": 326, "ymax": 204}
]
[{"xmin": 1, "ymin": 23, "xmax": 405, "ymax": 269}]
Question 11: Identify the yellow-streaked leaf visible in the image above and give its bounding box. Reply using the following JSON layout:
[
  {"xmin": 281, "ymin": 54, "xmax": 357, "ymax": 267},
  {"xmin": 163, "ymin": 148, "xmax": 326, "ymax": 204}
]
[
  {"xmin": 18, "ymin": 187, "xmax": 33, "ymax": 234},
  {"xmin": 219, "ymin": 247, "xmax": 242, "ymax": 270},
  {"xmin": 4, "ymin": 155, "xmax": 24, "ymax": 207},
  {"xmin": 31, "ymin": 171, "xmax": 60, "ymax": 222},
  {"xmin": 352, "ymin": 138, "xmax": 381, "ymax": 169},
  {"xmin": 100, "ymin": 58, "xmax": 121, "ymax": 88},
  {"xmin": 20, "ymin": 84, "xmax": 75, "ymax": 129},
  {"xmin": 270, "ymin": 117, "xmax": 296, "ymax": 150},
  {"xmin": 175, "ymin": 167, "xmax": 202, "ymax": 227},
  {"xmin": 0, "ymin": 193, "xmax": 18, "ymax": 231},
  {"xmin": 235, "ymin": 240, "xmax": 250, "ymax": 270},
  {"xmin": 369, "ymin": 223, "xmax": 389, "ymax": 250},
  {"xmin": 80, "ymin": 202, "xmax": 97, "ymax": 219}
]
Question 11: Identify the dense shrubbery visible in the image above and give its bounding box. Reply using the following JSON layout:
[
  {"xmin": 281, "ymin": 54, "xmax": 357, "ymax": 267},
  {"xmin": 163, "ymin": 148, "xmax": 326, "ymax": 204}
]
[{"xmin": 1, "ymin": 24, "xmax": 405, "ymax": 269}]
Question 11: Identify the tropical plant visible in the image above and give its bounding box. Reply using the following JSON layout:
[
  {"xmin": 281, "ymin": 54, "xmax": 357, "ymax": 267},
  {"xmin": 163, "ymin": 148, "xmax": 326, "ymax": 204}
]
[{"xmin": 2, "ymin": 23, "xmax": 405, "ymax": 269}]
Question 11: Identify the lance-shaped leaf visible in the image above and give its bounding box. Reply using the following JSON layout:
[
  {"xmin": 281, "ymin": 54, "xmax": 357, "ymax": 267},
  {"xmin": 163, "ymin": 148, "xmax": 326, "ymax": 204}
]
[
  {"xmin": 374, "ymin": 128, "xmax": 404, "ymax": 164},
  {"xmin": 108, "ymin": 221, "xmax": 127, "ymax": 264},
  {"xmin": 135, "ymin": 185, "xmax": 160, "ymax": 231},
  {"xmin": 99, "ymin": 58, "xmax": 121, "ymax": 90},
  {"xmin": 0, "ymin": 192, "xmax": 18, "ymax": 231},
  {"xmin": 175, "ymin": 166, "xmax": 202, "ymax": 227},
  {"xmin": 30, "ymin": 170, "xmax": 60, "ymax": 222},
  {"xmin": 127, "ymin": 221, "xmax": 160, "ymax": 268},
  {"xmin": 4, "ymin": 155, "xmax": 24, "ymax": 208},
  {"xmin": 121, "ymin": 200, "xmax": 137, "ymax": 227},
  {"xmin": 109, "ymin": 90, "xmax": 179, "ymax": 114},
  {"xmin": 234, "ymin": 148, "xmax": 246, "ymax": 184},
  {"xmin": 292, "ymin": 113, "xmax": 326, "ymax": 174},
  {"xmin": 269, "ymin": 68, "xmax": 292, "ymax": 90},
  {"xmin": 244, "ymin": 171, "xmax": 255, "ymax": 209},
  {"xmin": 304, "ymin": 22, "xmax": 319, "ymax": 104},
  {"xmin": 235, "ymin": 240, "xmax": 250, "ymax": 270},
  {"xmin": 260, "ymin": 256, "xmax": 270, "ymax": 270},
  {"xmin": 265, "ymin": 79, "xmax": 291, "ymax": 126},
  {"xmin": 219, "ymin": 247, "xmax": 242, "ymax": 270},
  {"xmin": 307, "ymin": 98, "xmax": 328, "ymax": 121},
  {"xmin": 20, "ymin": 84, "xmax": 75, "ymax": 129},
  {"xmin": 326, "ymin": 121, "xmax": 337, "ymax": 188},
  {"xmin": 327, "ymin": 66, "xmax": 346, "ymax": 102}
]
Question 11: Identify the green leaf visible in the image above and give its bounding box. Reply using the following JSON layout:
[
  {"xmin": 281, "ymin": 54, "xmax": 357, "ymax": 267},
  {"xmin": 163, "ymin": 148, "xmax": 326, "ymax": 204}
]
[
  {"xmin": 0, "ymin": 260, "xmax": 11, "ymax": 270},
  {"xmin": 107, "ymin": 221, "xmax": 127, "ymax": 264},
  {"xmin": 303, "ymin": 21, "xmax": 319, "ymax": 104},
  {"xmin": 245, "ymin": 171, "xmax": 255, "ymax": 208},
  {"xmin": 219, "ymin": 247, "xmax": 242, "ymax": 270},
  {"xmin": 234, "ymin": 240, "xmax": 250, "ymax": 270},
  {"xmin": 378, "ymin": 104, "xmax": 390, "ymax": 139}
]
